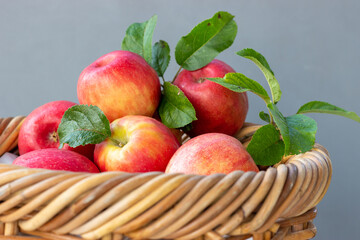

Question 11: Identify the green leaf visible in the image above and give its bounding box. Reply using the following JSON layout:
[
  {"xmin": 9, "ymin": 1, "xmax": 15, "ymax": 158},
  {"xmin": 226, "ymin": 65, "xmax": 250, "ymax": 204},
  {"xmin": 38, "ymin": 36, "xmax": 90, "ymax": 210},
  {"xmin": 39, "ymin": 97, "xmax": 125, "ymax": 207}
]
[
  {"xmin": 175, "ymin": 11, "xmax": 237, "ymax": 71},
  {"xmin": 246, "ymin": 124, "xmax": 285, "ymax": 166},
  {"xmin": 267, "ymin": 103, "xmax": 290, "ymax": 155},
  {"xmin": 58, "ymin": 105, "xmax": 111, "ymax": 148},
  {"xmin": 159, "ymin": 82, "xmax": 197, "ymax": 128},
  {"xmin": 237, "ymin": 48, "xmax": 282, "ymax": 103},
  {"xmin": 151, "ymin": 40, "xmax": 170, "ymax": 78},
  {"xmin": 297, "ymin": 101, "xmax": 360, "ymax": 123},
  {"xmin": 286, "ymin": 114, "xmax": 317, "ymax": 155},
  {"xmin": 207, "ymin": 72, "xmax": 271, "ymax": 103},
  {"xmin": 267, "ymin": 104, "xmax": 317, "ymax": 156},
  {"xmin": 122, "ymin": 15, "xmax": 157, "ymax": 64},
  {"xmin": 259, "ymin": 111, "xmax": 270, "ymax": 123}
]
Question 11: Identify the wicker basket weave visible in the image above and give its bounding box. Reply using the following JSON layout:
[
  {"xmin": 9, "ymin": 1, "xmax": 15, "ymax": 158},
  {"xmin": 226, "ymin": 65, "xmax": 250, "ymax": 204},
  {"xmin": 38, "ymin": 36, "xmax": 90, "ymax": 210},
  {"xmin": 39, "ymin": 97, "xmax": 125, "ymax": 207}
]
[{"xmin": 0, "ymin": 116, "xmax": 332, "ymax": 240}]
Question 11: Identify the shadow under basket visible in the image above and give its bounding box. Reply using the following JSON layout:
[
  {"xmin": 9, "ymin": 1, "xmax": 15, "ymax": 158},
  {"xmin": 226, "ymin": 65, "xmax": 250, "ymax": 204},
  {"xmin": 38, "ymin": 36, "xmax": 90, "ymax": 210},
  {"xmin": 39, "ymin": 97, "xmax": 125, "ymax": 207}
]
[{"xmin": 0, "ymin": 117, "xmax": 332, "ymax": 240}]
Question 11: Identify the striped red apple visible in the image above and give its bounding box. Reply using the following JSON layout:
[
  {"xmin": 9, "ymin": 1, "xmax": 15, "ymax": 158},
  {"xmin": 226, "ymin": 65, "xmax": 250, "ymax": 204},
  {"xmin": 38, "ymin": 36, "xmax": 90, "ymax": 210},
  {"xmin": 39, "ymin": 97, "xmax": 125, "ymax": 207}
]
[
  {"xmin": 18, "ymin": 100, "xmax": 95, "ymax": 160},
  {"xmin": 13, "ymin": 148, "xmax": 99, "ymax": 173},
  {"xmin": 166, "ymin": 133, "xmax": 258, "ymax": 175},
  {"xmin": 173, "ymin": 59, "xmax": 248, "ymax": 137}
]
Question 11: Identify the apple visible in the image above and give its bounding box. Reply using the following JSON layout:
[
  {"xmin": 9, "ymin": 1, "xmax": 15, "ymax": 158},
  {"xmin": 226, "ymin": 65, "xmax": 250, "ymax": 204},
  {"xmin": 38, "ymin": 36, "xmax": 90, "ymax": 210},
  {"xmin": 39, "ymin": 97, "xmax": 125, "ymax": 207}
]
[
  {"xmin": 173, "ymin": 59, "xmax": 248, "ymax": 137},
  {"xmin": 166, "ymin": 133, "xmax": 258, "ymax": 175},
  {"xmin": 77, "ymin": 50, "xmax": 161, "ymax": 123},
  {"xmin": 13, "ymin": 148, "xmax": 99, "ymax": 173},
  {"xmin": 18, "ymin": 100, "xmax": 95, "ymax": 160},
  {"xmin": 94, "ymin": 115, "xmax": 180, "ymax": 172}
]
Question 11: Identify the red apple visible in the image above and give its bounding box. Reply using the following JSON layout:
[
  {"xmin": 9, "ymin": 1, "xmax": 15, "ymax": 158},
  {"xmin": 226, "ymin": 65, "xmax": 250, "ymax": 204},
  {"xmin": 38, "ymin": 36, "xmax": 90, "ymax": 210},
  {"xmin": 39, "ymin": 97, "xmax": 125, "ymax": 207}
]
[
  {"xmin": 94, "ymin": 115, "xmax": 180, "ymax": 172},
  {"xmin": 13, "ymin": 148, "xmax": 99, "ymax": 173},
  {"xmin": 166, "ymin": 133, "xmax": 258, "ymax": 175},
  {"xmin": 18, "ymin": 100, "xmax": 95, "ymax": 160},
  {"xmin": 173, "ymin": 59, "xmax": 248, "ymax": 137},
  {"xmin": 77, "ymin": 50, "xmax": 161, "ymax": 123}
]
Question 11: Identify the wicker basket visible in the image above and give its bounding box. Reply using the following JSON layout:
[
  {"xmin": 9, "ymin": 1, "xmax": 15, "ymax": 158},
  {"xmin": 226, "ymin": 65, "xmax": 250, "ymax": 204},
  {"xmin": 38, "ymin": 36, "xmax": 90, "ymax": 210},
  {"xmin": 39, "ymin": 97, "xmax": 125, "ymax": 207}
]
[{"xmin": 0, "ymin": 116, "xmax": 332, "ymax": 240}]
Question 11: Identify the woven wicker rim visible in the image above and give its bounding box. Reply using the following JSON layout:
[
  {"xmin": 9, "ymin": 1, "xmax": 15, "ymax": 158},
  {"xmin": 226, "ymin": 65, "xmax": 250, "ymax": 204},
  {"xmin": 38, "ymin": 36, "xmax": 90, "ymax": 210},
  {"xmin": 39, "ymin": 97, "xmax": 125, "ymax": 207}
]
[{"xmin": 0, "ymin": 117, "xmax": 332, "ymax": 240}]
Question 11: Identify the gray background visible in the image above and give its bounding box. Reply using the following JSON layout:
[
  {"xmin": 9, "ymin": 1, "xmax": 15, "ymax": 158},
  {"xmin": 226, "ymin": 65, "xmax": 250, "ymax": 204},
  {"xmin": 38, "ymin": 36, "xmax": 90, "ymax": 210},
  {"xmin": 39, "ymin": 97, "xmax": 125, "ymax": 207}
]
[{"xmin": 1, "ymin": 1, "xmax": 359, "ymax": 239}]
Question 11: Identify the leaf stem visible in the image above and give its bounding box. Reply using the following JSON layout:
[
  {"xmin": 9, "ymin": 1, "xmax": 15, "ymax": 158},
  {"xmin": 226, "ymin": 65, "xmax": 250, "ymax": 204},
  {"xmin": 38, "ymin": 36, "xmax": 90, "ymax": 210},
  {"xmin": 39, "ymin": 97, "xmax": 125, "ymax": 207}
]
[
  {"xmin": 266, "ymin": 105, "xmax": 275, "ymax": 125},
  {"xmin": 265, "ymin": 101, "xmax": 275, "ymax": 125},
  {"xmin": 270, "ymin": 114, "xmax": 275, "ymax": 125},
  {"xmin": 172, "ymin": 66, "xmax": 183, "ymax": 83}
]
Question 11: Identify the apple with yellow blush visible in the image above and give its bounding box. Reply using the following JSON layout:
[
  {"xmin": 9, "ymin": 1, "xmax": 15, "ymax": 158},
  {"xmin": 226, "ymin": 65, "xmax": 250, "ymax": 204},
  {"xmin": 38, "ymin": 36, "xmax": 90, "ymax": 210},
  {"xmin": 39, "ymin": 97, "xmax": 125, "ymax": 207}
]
[
  {"xmin": 94, "ymin": 115, "xmax": 180, "ymax": 172},
  {"xmin": 77, "ymin": 50, "xmax": 161, "ymax": 123}
]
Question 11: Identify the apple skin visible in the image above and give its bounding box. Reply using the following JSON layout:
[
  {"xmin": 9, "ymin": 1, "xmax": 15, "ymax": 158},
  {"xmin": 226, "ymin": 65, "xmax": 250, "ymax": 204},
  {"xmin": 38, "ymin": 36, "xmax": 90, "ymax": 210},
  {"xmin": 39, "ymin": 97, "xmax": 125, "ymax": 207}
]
[
  {"xmin": 13, "ymin": 148, "xmax": 99, "ymax": 173},
  {"xmin": 94, "ymin": 115, "xmax": 180, "ymax": 173},
  {"xmin": 18, "ymin": 100, "xmax": 95, "ymax": 160},
  {"xmin": 77, "ymin": 50, "xmax": 161, "ymax": 123},
  {"xmin": 173, "ymin": 59, "xmax": 248, "ymax": 137},
  {"xmin": 166, "ymin": 133, "xmax": 258, "ymax": 175}
]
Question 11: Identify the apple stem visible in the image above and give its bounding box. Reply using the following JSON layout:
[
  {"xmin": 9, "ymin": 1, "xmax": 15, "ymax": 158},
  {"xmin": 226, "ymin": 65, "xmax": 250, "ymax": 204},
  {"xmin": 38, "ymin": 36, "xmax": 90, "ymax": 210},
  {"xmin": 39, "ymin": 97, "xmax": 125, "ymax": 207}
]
[
  {"xmin": 50, "ymin": 131, "xmax": 59, "ymax": 143},
  {"xmin": 109, "ymin": 137, "xmax": 124, "ymax": 147},
  {"xmin": 172, "ymin": 66, "xmax": 183, "ymax": 83}
]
